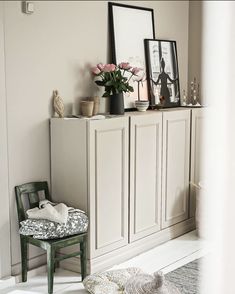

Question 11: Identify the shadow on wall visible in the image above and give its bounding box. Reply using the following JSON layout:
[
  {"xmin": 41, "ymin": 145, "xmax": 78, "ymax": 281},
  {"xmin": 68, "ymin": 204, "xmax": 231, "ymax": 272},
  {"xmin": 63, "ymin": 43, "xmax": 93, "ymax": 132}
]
[
  {"xmin": 73, "ymin": 63, "xmax": 106, "ymax": 115},
  {"xmin": 188, "ymin": 1, "xmax": 203, "ymax": 104},
  {"xmin": 10, "ymin": 119, "xmax": 51, "ymax": 274},
  {"xmin": 72, "ymin": 62, "xmax": 112, "ymax": 115},
  {"xmin": 72, "ymin": 11, "xmax": 112, "ymax": 116}
]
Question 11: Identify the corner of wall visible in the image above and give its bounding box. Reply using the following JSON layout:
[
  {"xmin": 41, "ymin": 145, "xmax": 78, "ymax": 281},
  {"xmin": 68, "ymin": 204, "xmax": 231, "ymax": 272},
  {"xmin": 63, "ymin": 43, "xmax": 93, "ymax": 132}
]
[
  {"xmin": 0, "ymin": 1, "xmax": 12, "ymax": 279},
  {"xmin": 188, "ymin": 1, "xmax": 203, "ymax": 102}
]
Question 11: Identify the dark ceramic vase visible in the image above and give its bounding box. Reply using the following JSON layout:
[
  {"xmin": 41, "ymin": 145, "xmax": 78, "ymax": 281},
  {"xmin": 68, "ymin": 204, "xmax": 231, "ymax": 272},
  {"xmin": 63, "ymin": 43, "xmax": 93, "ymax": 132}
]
[{"xmin": 110, "ymin": 92, "xmax": 124, "ymax": 115}]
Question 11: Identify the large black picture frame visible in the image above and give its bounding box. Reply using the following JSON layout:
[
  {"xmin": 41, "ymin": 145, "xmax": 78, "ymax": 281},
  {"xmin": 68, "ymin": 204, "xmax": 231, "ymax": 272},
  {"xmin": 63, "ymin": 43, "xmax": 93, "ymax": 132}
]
[
  {"xmin": 108, "ymin": 2, "xmax": 155, "ymax": 110},
  {"xmin": 145, "ymin": 39, "xmax": 181, "ymax": 108}
]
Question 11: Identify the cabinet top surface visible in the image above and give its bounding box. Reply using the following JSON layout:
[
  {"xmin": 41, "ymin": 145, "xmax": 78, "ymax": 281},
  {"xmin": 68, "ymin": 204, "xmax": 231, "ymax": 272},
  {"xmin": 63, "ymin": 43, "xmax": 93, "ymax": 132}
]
[{"xmin": 50, "ymin": 107, "xmax": 204, "ymax": 122}]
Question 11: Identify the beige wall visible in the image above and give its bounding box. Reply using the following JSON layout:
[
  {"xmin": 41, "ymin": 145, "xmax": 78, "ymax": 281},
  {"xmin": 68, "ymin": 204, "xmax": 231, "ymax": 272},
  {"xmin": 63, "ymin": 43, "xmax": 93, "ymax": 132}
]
[
  {"xmin": 1, "ymin": 0, "xmax": 189, "ymax": 273},
  {"xmin": 0, "ymin": 1, "xmax": 11, "ymax": 278},
  {"xmin": 188, "ymin": 1, "xmax": 202, "ymax": 102}
]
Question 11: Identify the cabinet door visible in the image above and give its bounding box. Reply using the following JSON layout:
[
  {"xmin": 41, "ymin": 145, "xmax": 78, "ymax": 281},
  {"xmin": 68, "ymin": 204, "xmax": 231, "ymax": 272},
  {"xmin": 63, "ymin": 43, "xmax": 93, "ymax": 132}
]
[
  {"xmin": 190, "ymin": 109, "xmax": 205, "ymax": 217},
  {"xmin": 89, "ymin": 117, "xmax": 129, "ymax": 258},
  {"xmin": 129, "ymin": 113, "xmax": 162, "ymax": 242},
  {"xmin": 162, "ymin": 110, "xmax": 190, "ymax": 228}
]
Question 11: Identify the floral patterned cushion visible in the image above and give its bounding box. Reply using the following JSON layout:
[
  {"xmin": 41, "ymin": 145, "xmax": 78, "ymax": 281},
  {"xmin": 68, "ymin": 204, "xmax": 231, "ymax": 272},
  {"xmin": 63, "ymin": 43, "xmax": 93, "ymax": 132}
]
[
  {"xmin": 19, "ymin": 211, "xmax": 88, "ymax": 239},
  {"xmin": 83, "ymin": 268, "xmax": 144, "ymax": 294}
]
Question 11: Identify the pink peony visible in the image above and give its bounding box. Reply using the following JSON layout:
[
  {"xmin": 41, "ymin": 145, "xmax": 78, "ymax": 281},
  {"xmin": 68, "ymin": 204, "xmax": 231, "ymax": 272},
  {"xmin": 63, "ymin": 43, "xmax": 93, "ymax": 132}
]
[
  {"xmin": 119, "ymin": 62, "xmax": 132, "ymax": 70},
  {"xmin": 133, "ymin": 71, "xmax": 146, "ymax": 82},
  {"xmin": 92, "ymin": 66, "xmax": 101, "ymax": 75},
  {"xmin": 131, "ymin": 67, "xmax": 143, "ymax": 75},
  {"xmin": 97, "ymin": 63, "xmax": 105, "ymax": 71},
  {"xmin": 103, "ymin": 64, "xmax": 116, "ymax": 72}
]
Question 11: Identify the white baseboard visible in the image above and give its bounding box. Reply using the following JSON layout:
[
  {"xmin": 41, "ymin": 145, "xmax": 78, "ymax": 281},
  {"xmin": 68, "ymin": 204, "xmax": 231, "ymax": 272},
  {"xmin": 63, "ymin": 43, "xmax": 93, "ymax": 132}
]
[
  {"xmin": 10, "ymin": 219, "xmax": 195, "ymax": 279},
  {"xmin": 0, "ymin": 276, "xmax": 16, "ymax": 290},
  {"xmin": 14, "ymin": 264, "xmax": 47, "ymax": 283},
  {"xmin": 11, "ymin": 253, "xmax": 47, "ymax": 277},
  {"xmin": 61, "ymin": 219, "xmax": 195, "ymax": 274}
]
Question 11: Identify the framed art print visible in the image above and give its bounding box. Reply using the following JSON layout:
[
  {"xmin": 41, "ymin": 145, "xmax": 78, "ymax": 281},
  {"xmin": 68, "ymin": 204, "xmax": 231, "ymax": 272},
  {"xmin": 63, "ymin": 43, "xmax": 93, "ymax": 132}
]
[
  {"xmin": 145, "ymin": 39, "xmax": 180, "ymax": 108},
  {"xmin": 109, "ymin": 2, "xmax": 155, "ymax": 110}
]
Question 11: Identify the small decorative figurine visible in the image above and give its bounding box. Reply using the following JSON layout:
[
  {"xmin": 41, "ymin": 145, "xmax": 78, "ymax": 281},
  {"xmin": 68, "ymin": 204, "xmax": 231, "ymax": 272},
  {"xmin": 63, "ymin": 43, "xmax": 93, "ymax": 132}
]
[
  {"xmin": 189, "ymin": 77, "xmax": 202, "ymax": 106},
  {"xmin": 53, "ymin": 90, "xmax": 64, "ymax": 118},
  {"xmin": 190, "ymin": 80, "xmax": 194, "ymax": 104},
  {"xmin": 182, "ymin": 90, "xmax": 187, "ymax": 106},
  {"xmin": 197, "ymin": 83, "xmax": 200, "ymax": 102}
]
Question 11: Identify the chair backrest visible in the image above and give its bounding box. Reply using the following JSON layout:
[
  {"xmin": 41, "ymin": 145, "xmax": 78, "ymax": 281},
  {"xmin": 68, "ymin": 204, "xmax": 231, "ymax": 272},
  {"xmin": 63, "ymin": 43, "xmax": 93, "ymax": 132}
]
[{"xmin": 15, "ymin": 181, "xmax": 51, "ymax": 224}]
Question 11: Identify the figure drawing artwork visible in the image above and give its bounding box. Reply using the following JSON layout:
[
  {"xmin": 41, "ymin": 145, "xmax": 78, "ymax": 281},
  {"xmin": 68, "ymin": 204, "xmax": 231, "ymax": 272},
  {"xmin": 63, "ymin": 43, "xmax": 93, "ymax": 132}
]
[{"xmin": 145, "ymin": 39, "xmax": 180, "ymax": 108}]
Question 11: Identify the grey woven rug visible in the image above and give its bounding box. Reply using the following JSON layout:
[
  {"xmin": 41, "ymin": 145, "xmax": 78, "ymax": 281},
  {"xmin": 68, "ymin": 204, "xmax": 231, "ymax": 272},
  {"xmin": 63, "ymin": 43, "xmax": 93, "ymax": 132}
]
[{"xmin": 165, "ymin": 259, "xmax": 200, "ymax": 294}]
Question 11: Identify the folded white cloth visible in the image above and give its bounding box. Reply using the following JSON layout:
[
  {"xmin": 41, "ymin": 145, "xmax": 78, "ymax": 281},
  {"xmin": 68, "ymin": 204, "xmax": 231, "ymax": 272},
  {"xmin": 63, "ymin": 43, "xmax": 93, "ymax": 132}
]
[{"xmin": 26, "ymin": 200, "xmax": 84, "ymax": 224}]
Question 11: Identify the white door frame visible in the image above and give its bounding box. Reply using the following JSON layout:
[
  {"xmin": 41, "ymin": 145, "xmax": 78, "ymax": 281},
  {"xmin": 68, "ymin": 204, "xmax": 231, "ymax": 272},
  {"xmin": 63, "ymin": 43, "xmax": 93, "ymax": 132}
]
[{"xmin": 0, "ymin": 2, "xmax": 11, "ymax": 279}]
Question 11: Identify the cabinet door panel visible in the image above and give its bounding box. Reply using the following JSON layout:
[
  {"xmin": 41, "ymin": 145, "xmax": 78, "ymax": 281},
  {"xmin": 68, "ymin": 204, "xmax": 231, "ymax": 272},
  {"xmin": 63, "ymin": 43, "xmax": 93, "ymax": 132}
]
[
  {"xmin": 89, "ymin": 117, "xmax": 129, "ymax": 257},
  {"xmin": 130, "ymin": 113, "xmax": 162, "ymax": 242},
  {"xmin": 162, "ymin": 110, "xmax": 190, "ymax": 228},
  {"xmin": 190, "ymin": 109, "xmax": 205, "ymax": 217}
]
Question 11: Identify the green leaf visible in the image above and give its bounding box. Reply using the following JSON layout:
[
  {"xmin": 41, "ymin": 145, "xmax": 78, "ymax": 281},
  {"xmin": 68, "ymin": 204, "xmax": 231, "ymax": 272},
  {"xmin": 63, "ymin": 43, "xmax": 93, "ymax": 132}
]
[
  {"xmin": 95, "ymin": 80, "xmax": 104, "ymax": 86},
  {"xmin": 127, "ymin": 85, "xmax": 134, "ymax": 92},
  {"xmin": 121, "ymin": 84, "xmax": 127, "ymax": 91},
  {"xmin": 103, "ymin": 92, "xmax": 110, "ymax": 97},
  {"xmin": 105, "ymin": 81, "xmax": 113, "ymax": 86}
]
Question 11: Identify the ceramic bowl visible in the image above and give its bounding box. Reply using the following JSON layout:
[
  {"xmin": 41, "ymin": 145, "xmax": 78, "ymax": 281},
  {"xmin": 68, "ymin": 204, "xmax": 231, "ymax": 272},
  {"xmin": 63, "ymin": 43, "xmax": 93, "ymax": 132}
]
[{"xmin": 135, "ymin": 100, "xmax": 149, "ymax": 112}]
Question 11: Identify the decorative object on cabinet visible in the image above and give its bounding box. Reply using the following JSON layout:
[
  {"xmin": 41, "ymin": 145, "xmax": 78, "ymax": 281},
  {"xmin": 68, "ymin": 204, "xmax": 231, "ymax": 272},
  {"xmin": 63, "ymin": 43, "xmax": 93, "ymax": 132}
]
[
  {"xmin": 188, "ymin": 77, "xmax": 201, "ymax": 107},
  {"xmin": 91, "ymin": 62, "xmax": 141, "ymax": 114},
  {"xmin": 182, "ymin": 90, "xmax": 187, "ymax": 106},
  {"xmin": 135, "ymin": 100, "xmax": 149, "ymax": 112},
  {"xmin": 109, "ymin": 92, "xmax": 125, "ymax": 115},
  {"xmin": 109, "ymin": 2, "xmax": 155, "ymax": 110},
  {"xmin": 92, "ymin": 96, "xmax": 100, "ymax": 115},
  {"xmin": 134, "ymin": 72, "xmax": 149, "ymax": 111},
  {"xmin": 145, "ymin": 39, "xmax": 180, "ymax": 108},
  {"xmin": 15, "ymin": 181, "xmax": 88, "ymax": 294},
  {"xmin": 81, "ymin": 100, "xmax": 94, "ymax": 117},
  {"xmin": 53, "ymin": 90, "xmax": 64, "ymax": 118}
]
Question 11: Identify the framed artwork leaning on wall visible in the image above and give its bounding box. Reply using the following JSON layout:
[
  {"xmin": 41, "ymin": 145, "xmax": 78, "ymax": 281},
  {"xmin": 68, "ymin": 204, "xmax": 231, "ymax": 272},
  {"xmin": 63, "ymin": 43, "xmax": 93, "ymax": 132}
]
[
  {"xmin": 109, "ymin": 2, "xmax": 155, "ymax": 110},
  {"xmin": 145, "ymin": 39, "xmax": 181, "ymax": 108}
]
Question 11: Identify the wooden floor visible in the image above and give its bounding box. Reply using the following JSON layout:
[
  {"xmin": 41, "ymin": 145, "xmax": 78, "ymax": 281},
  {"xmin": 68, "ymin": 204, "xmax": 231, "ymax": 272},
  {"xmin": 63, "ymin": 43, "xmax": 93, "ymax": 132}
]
[{"xmin": 1, "ymin": 230, "xmax": 208, "ymax": 294}]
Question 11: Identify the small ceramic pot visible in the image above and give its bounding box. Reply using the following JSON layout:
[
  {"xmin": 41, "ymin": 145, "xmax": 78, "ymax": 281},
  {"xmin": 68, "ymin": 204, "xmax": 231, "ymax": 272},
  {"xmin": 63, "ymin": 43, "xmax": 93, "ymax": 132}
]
[
  {"xmin": 135, "ymin": 100, "xmax": 149, "ymax": 112},
  {"xmin": 81, "ymin": 101, "xmax": 94, "ymax": 117},
  {"xmin": 92, "ymin": 96, "xmax": 100, "ymax": 115}
]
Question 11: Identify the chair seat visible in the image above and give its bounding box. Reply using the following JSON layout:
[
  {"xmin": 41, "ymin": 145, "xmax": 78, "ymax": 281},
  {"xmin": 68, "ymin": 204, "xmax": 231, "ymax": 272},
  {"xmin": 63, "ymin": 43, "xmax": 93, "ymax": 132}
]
[{"xmin": 23, "ymin": 233, "xmax": 87, "ymax": 250}]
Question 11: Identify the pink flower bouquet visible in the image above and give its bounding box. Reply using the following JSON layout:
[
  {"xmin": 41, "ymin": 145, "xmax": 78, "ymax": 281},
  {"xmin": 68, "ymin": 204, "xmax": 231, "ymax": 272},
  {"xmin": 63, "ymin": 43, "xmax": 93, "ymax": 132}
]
[{"xmin": 91, "ymin": 62, "xmax": 142, "ymax": 97}]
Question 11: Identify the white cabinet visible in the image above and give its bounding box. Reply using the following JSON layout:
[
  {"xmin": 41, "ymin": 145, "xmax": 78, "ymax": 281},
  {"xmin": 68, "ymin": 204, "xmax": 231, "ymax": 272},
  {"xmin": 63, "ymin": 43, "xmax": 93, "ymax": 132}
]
[
  {"xmin": 89, "ymin": 118, "xmax": 129, "ymax": 257},
  {"xmin": 190, "ymin": 109, "xmax": 205, "ymax": 217},
  {"xmin": 129, "ymin": 113, "xmax": 162, "ymax": 242},
  {"xmin": 50, "ymin": 108, "xmax": 199, "ymax": 274},
  {"xmin": 50, "ymin": 116, "xmax": 129, "ymax": 261},
  {"xmin": 162, "ymin": 110, "xmax": 191, "ymax": 228}
]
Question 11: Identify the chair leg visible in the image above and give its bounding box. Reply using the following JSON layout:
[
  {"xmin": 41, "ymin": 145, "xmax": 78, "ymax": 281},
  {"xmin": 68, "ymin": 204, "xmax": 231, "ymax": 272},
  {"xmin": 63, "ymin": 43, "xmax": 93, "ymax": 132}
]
[
  {"xmin": 54, "ymin": 251, "xmax": 59, "ymax": 272},
  {"xmin": 47, "ymin": 246, "xmax": 55, "ymax": 294},
  {"xmin": 54, "ymin": 260, "xmax": 59, "ymax": 272},
  {"xmin": 80, "ymin": 237, "xmax": 87, "ymax": 281},
  {"xmin": 20, "ymin": 235, "xmax": 28, "ymax": 282}
]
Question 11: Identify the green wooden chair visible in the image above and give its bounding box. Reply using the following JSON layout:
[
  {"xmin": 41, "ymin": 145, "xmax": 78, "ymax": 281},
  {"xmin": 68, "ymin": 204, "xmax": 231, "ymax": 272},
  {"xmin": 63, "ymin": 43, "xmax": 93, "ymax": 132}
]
[{"xmin": 15, "ymin": 181, "xmax": 87, "ymax": 294}]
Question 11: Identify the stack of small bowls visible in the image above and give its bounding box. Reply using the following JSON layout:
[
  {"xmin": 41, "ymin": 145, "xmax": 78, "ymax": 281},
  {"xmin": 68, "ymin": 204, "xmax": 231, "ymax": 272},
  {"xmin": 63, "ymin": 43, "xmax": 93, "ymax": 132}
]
[{"xmin": 135, "ymin": 100, "xmax": 149, "ymax": 112}]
